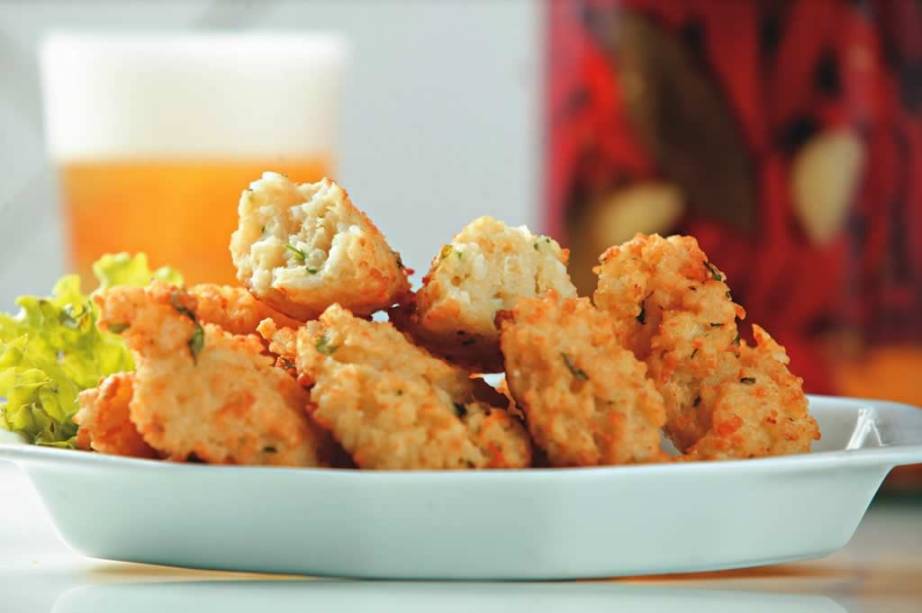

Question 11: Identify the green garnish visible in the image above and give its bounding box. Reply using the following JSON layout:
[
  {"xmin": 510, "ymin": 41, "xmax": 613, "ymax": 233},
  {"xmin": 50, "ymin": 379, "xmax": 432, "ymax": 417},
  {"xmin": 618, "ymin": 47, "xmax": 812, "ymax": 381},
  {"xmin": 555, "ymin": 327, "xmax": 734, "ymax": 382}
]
[
  {"xmin": 285, "ymin": 243, "xmax": 317, "ymax": 273},
  {"xmin": 438, "ymin": 244, "xmax": 464, "ymax": 261},
  {"xmin": 315, "ymin": 334, "xmax": 337, "ymax": 355},
  {"xmin": 0, "ymin": 253, "xmax": 183, "ymax": 447},
  {"xmin": 453, "ymin": 402, "xmax": 467, "ymax": 418},
  {"xmin": 107, "ymin": 322, "xmax": 129, "ymax": 334},
  {"xmin": 187, "ymin": 324, "xmax": 205, "ymax": 362},
  {"xmin": 709, "ymin": 322, "xmax": 724, "ymax": 328},
  {"xmin": 703, "ymin": 260, "xmax": 723, "ymax": 281},
  {"xmin": 286, "ymin": 243, "xmax": 307, "ymax": 263},
  {"xmin": 733, "ymin": 332, "xmax": 741, "ymax": 346},
  {"xmin": 169, "ymin": 292, "xmax": 197, "ymax": 322},
  {"xmin": 740, "ymin": 377, "xmax": 756, "ymax": 385},
  {"xmin": 561, "ymin": 353, "xmax": 589, "ymax": 381},
  {"xmin": 168, "ymin": 291, "xmax": 204, "ymax": 362}
]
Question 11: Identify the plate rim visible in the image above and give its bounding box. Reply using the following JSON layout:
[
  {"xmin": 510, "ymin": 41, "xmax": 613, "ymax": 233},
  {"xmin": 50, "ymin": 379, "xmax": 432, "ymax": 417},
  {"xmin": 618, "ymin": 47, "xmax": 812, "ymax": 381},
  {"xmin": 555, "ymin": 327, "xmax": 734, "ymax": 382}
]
[{"xmin": 2, "ymin": 394, "xmax": 921, "ymax": 479}]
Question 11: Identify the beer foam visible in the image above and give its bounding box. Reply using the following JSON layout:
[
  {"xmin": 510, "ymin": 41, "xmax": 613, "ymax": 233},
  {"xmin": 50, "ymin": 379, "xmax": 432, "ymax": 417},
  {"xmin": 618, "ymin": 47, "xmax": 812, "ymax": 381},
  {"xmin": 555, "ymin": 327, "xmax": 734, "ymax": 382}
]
[{"xmin": 40, "ymin": 32, "xmax": 348, "ymax": 160}]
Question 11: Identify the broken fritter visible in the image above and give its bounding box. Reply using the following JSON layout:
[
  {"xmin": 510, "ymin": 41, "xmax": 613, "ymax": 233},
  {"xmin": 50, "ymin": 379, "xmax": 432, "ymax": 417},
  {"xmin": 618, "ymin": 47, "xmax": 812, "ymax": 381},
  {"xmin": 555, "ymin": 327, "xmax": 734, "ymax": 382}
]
[
  {"xmin": 229, "ymin": 172, "xmax": 410, "ymax": 320},
  {"xmin": 392, "ymin": 216, "xmax": 576, "ymax": 372}
]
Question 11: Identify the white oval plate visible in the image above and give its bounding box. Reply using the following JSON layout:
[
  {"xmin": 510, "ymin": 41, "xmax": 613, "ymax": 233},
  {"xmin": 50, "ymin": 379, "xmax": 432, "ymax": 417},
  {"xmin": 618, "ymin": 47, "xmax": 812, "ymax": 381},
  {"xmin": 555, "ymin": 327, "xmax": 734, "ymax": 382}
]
[{"xmin": 1, "ymin": 395, "xmax": 921, "ymax": 580}]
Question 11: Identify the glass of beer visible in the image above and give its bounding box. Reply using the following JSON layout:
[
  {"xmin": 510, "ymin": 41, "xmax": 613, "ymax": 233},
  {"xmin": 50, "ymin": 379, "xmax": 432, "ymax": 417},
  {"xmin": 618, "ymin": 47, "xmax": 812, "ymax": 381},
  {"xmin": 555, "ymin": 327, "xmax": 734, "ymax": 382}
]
[{"xmin": 40, "ymin": 32, "xmax": 347, "ymax": 286}]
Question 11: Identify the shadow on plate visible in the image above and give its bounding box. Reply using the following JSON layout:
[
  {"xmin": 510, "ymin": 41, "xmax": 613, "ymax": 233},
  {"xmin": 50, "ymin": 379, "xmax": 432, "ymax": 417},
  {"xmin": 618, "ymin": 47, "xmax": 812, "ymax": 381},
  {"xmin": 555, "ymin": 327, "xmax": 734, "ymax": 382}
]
[{"xmin": 54, "ymin": 579, "xmax": 844, "ymax": 613}]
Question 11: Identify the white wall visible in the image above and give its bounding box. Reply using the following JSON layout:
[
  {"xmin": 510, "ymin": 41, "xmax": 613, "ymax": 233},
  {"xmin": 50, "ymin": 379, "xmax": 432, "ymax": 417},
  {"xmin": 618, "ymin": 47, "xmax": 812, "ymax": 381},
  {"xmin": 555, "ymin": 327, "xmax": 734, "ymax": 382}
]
[{"xmin": 0, "ymin": 0, "xmax": 541, "ymax": 305}]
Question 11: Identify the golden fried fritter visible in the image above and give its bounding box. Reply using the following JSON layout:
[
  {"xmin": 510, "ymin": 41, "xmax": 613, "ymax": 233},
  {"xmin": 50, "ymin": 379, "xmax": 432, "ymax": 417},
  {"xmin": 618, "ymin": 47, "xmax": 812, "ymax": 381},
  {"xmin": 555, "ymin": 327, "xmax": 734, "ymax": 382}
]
[
  {"xmin": 594, "ymin": 234, "xmax": 819, "ymax": 459},
  {"xmin": 229, "ymin": 172, "xmax": 410, "ymax": 320},
  {"xmin": 392, "ymin": 216, "xmax": 576, "ymax": 372},
  {"xmin": 685, "ymin": 325, "xmax": 820, "ymax": 459},
  {"xmin": 498, "ymin": 292, "xmax": 666, "ymax": 466},
  {"xmin": 594, "ymin": 234, "xmax": 742, "ymax": 450},
  {"xmin": 188, "ymin": 283, "xmax": 302, "ymax": 335},
  {"xmin": 289, "ymin": 304, "xmax": 531, "ymax": 470},
  {"xmin": 74, "ymin": 373, "xmax": 157, "ymax": 459},
  {"xmin": 94, "ymin": 282, "xmax": 331, "ymax": 467}
]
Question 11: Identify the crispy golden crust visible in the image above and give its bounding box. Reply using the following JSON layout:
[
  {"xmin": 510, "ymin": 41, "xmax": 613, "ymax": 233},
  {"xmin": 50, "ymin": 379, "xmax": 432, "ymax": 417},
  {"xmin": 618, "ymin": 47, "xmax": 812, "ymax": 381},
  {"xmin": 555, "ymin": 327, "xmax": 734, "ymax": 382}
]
[
  {"xmin": 229, "ymin": 172, "xmax": 410, "ymax": 320},
  {"xmin": 393, "ymin": 216, "xmax": 576, "ymax": 372},
  {"xmin": 188, "ymin": 283, "xmax": 302, "ymax": 335},
  {"xmin": 74, "ymin": 373, "xmax": 158, "ymax": 458},
  {"xmin": 684, "ymin": 326, "xmax": 820, "ymax": 459},
  {"xmin": 462, "ymin": 400, "xmax": 532, "ymax": 469},
  {"xmin": 498, "ymin": 292, "xmax": 667, "ymax": 466},
  {"xmin": 594, "ymin": 234, "xmax": 819, "ymax": 458},
  {"xmin": 594, "ymin": 234, "xmax": 742, "ymax": 451},
  {"xmin": 293, "ymin": 304, "xmax": 531, "ymax": 470},
  {"xmin": 94, "ymin": 282, "xmax": 332, "ymax": 467},
  {"xmin": 256, "ymin": 318, "xmax": 300, "ymax": 375}
]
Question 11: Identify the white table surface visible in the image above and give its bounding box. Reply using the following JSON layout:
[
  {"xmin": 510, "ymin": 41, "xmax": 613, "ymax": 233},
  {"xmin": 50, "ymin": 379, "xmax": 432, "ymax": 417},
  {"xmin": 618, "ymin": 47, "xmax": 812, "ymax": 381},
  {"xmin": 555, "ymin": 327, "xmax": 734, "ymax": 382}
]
[{"xmin": 1, "ymin": 462, "xmax": 920, "ymax": 613}]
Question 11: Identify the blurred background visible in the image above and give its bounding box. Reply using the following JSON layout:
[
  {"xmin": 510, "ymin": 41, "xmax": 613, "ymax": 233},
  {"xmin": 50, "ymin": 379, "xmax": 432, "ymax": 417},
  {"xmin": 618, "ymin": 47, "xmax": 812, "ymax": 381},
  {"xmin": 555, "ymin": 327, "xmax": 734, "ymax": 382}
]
[
  {"xmin": 0, "ymin": 0, "xmax": 541, "ymax": 301},
  {"xmin": 1, "ymin": 1, "xmax": 920, "ymax": 485}
]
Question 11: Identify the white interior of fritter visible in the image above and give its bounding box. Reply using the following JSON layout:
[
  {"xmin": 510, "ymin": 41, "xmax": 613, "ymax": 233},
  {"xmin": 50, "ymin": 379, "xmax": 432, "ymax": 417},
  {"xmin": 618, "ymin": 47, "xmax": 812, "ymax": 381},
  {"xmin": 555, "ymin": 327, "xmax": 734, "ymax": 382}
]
[
  {"xmin": 242, "ymin": 173, "xmax": 363, "ymax": 292},
  {"xmin": 434, "ymin": 223, "xmax": 576, "ymax": 330}
]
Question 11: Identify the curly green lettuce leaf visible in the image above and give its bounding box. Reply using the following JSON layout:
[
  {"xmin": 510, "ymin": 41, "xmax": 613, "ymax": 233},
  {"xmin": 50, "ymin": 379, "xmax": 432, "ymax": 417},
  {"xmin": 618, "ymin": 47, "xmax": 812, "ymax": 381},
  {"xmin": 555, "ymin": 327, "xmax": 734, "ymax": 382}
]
[
  {"xmin": 0, "ymin": 342, "xmax": 81, "ymax": 446},
  {"xmin": 0, "ymin": 254, "xmax": 183, "ymax": 447}
]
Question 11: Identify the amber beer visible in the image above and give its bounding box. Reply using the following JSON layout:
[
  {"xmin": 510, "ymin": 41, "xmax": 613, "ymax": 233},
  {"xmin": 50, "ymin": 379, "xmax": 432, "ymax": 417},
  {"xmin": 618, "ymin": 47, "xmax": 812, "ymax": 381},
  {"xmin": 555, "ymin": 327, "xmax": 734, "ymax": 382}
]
[
  {"xmin": 60, "ymin": 158, "xmax": 331, "ymax": 285},
  {"xmin": 41, "ymin": 33, "xmax": 347, "ymax": 286}
]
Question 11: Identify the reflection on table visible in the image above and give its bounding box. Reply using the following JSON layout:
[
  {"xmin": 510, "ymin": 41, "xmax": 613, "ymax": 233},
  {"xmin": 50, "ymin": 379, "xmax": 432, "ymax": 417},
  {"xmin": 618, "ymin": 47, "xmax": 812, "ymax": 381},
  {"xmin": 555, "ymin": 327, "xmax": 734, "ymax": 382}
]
[{"xmin": 54, "ymin": 580, "xmax": 843, "ymax": 613}]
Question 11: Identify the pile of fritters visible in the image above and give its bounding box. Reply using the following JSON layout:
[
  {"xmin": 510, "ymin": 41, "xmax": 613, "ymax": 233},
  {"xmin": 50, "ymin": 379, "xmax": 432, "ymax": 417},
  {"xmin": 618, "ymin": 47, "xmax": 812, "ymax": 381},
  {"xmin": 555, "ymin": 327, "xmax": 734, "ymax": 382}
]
[{"xmin": 74, "ymin": 171, "xmax": 820, "ymax": 469}]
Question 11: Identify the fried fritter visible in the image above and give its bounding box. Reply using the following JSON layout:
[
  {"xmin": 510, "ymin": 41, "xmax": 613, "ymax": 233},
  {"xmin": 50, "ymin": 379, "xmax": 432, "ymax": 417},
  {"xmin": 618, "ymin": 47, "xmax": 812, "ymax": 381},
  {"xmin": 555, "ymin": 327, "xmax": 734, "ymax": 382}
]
[
  {"xmin": 685, "ymin": 325, "xmax": 820, "ymax": 459},
  {"xmin": 594, "ymin": 233, "xmax": 819, "ymax": 459},
  {"xmin": 288, "ymin": 304, "xmax": 531, "ymax": 470},
  {"xmin": 74, "ymin": 373, "xmax": 157, "ymax": 459},
  {"xmin": 393, "ymin": 216, "xmax": 576, "ymax": 372},
  {"xmin": 594, "ymin": 233, "xmax": 742, "ymax": 450},
  {"xmin": 497, "ymin": 292, "xmax": 666, "ymax": 466},
  {"xmin": 229, "ymin": 172, "xmax": 410, "ymax": 320},
  {"xmin": 94, "ymin": 282, "xmax": 331, "ymax": 466},
  {"xmin": 188, "ymin": 283, "xmax": 302, "ymax": 335}
]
